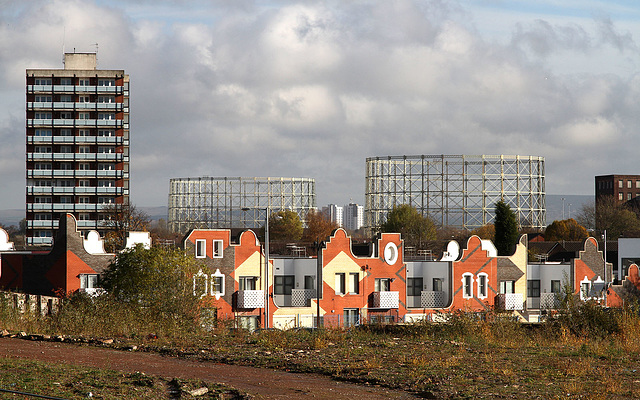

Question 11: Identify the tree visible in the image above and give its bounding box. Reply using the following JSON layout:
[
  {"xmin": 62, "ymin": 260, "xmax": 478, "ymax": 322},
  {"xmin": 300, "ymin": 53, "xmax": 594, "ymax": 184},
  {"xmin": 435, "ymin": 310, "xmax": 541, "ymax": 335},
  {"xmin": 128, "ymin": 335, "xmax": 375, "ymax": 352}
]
[
  {"xmin": 102, "ymin": 203, "xmax": 151, "ymax": 252},
  {"xmin": 303, "ymin": 209, "xmax": 338, "ymax": 243},
  {"xmin": 544, "ymin": 218, "xmax": 589, "ymax": 241},
  {"xmin": 380, "ymin": 204, "xmax": 437, "ymax": 247},
  {"xmin": 269, "ymin": 209, "xmax": 303, "ymax": 242},
  {"xmin": 575, "ymin": 202, "xmax": 596, "ymax": 231},
  {"xmin": 494, "ymin": 200, "xmax": 518, "ymax": 256},
  {"xmin": 101, "ymin": 245, "xmax": 202, "ymax": 322},
  {"xmin": 595, "ymin": 196, "xmax": 640, "ymax": 239},
  {"xmin": 470, "ymin": 224, "xmax": 495, "ymax": 241}
]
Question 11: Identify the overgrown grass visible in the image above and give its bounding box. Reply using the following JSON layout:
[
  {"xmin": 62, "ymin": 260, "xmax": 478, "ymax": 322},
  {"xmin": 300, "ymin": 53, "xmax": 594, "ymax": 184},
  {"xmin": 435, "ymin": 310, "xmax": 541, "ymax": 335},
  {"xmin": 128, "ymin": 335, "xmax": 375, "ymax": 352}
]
[{"xmin": 2, "ymin": 294, "xmax": 640, "ymax": 399}]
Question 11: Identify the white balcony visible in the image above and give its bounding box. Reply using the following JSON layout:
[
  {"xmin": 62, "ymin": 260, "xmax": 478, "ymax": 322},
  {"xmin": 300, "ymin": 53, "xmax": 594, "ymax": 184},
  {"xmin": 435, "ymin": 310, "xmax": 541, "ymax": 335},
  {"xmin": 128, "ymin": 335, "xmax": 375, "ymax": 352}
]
[
  {"xmin": 540, "ymin": 293, "xmax": 562, "ymax": 310},
  {"xmin": 28, "ymin": 136, "xmax": 123, "ymax": 145},
  {"xmin": 372, "ymin": 291, "xmax": 399, "ymax": 309},
  {"xmin": 236, "ymin": 290, "xmax": 265, "ymax": 309},
  {"xmin": 27, "ymin": 85, "xmax": 125, "ymax": 94},
  {"xmin": 291, "ymin": 289, "xmax": 316, "ymax": 307},
  {"xmin": 495, "ymin": 293, "xmax": 524, "ymax": 311},
  {"xmin": 420, "ymin": 290, "xmax": 447, "ymax": 308}
]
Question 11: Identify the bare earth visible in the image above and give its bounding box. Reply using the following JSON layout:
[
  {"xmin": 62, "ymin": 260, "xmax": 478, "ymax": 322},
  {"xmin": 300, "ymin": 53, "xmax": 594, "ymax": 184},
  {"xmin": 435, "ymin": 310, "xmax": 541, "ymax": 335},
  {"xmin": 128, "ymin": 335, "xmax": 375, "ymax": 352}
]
[{"xmin": 0, "ymin": 337, "xmax": 417, "ymax": 399}]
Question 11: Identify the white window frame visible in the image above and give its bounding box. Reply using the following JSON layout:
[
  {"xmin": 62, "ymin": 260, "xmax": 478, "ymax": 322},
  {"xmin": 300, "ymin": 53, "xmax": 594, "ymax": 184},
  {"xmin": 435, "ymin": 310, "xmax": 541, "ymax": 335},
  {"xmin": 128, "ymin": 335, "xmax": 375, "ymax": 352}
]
[
  {"xmin": 348, "ymin": 272, "xmax": 359, "ymax": 294},
  {"xmin": 579, "ymin": 276, "xmax": 591, "ymax": 301},
  {"xmin": 212, "ymin": 240, "xmax": 223, "ymax": 258},
  {"xmin": 335, "ymin": 273, "xmax": 346, "ymax": 295},
  {"xmin": 195, "ymin": 239, "xmax": 206, "ymax": 258},
  {"xmin": 211, "ymin": 269, "xmax": 225, "ymax": 299},
  {"xmin": 477, "ymin": 273, "xmax": 488, "ymax": 300},
  {"xmin": 462, "ymin": 273, "xmax": 474, "ymax": 299}
]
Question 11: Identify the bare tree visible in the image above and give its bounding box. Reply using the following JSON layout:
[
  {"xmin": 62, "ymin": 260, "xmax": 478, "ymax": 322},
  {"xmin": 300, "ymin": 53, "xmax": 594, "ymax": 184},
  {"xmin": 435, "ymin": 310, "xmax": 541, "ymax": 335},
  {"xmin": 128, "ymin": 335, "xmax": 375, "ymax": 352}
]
[{"xmin": 102, "ymin": 203, "xmax": 151, "ymax": 252}]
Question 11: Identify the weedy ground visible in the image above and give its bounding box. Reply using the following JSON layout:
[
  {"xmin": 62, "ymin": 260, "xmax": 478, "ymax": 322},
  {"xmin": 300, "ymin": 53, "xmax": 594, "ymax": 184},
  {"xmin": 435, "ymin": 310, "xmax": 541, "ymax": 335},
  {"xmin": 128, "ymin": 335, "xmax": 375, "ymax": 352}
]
[{"xmin": 2, "ymin": 297, "xmax": 640, "ymax": 399}]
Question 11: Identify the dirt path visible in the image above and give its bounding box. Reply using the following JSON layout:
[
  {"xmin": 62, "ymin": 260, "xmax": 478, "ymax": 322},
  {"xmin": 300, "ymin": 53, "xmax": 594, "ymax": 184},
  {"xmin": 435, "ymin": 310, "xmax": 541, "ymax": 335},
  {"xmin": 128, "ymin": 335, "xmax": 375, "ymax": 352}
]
[{"xmin": 0, "ymin": 337, "xmax": 417, "ymax": 399}]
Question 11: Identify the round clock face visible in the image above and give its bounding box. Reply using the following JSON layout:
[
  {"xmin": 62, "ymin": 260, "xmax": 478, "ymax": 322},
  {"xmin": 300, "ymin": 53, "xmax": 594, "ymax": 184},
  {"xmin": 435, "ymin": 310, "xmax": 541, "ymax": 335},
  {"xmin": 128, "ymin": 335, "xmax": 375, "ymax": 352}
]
[{"xmin": 384, "ymin": 242, "xmax": 398, "ymax": 265}]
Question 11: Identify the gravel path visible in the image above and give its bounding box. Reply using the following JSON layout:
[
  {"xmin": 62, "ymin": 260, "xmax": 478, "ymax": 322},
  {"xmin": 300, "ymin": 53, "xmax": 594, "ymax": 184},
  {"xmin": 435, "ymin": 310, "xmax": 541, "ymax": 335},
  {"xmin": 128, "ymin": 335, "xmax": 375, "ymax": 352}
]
[{"xmin": 0, "ymin": 337, "xmax": 418, "ymax": 399}]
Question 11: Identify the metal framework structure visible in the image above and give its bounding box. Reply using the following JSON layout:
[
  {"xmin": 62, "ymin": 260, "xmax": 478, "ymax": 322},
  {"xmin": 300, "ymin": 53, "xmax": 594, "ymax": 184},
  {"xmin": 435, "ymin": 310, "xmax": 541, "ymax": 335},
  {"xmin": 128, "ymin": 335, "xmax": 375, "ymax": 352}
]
[
  {"xmin": 365, "ymin": 155, "xmax": 546, "ymax": 230},
  {"xmin": 168, "ymin": 177, "xmax": 316, "ymax": 233}
]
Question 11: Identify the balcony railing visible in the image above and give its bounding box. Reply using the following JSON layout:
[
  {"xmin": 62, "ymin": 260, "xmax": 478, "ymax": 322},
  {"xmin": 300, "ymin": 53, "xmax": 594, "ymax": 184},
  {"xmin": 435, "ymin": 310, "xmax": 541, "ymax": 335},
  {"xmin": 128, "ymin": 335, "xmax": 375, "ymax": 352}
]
[
  {"xmin": 28, "ymin": 136, "xmax": 124, "ymax": 145},
  {"xmin": 27, "ymin": 237, "xmax": 53, "ymax": 246},
  {"xmin": 27, "ymin": 186, "xmax": 122, "ymax": 195},
  {"xmin": 27, "ymin": 119, "xmax": 126, "ymax": 128},
  {"xmin": 372, "ymin": 291, "xmax": 399, "ymax": 309},
  {"xmin": 27, "ymin": 102, "xmax": 124, "ymax": 111},
  {"xmin": 27, "ymin": 203, "xmax": 106, "ymax": 212},
  {"xmin": 236, "ymin": 290, "xmax": 265, "ymax": 309},
  {"xmin": 27, "ymin": 170, "xmax": 124, "ymax": 178},
  {"xmin": 291, "ymin": 289, "xmax": 316, "ymax": 307},
  {"xmin": 27, "ymin": 85, "xmax": 125, "ymax": 94},
  {"xmin": 420, "ymin": 290, "xmax": 447, "ymax": 308},
  {"xmin": 27, "ymin": 152, "xmax": 124, "ymax": 161},
  {"xmin": 540, "ymin": 293, "xmax": 562, "ymax": 310},
  {"xmin": 495, "ymin": 293, "xmax": 524, "ymax": 311}
]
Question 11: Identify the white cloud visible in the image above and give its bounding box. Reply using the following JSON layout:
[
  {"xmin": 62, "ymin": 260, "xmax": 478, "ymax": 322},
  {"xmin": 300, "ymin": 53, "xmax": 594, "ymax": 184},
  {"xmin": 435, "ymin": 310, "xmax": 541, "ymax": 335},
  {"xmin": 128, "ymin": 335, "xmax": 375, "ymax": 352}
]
[{"xmin": 1, "ymin": 0, "xmax": 639, "ymax": 216}]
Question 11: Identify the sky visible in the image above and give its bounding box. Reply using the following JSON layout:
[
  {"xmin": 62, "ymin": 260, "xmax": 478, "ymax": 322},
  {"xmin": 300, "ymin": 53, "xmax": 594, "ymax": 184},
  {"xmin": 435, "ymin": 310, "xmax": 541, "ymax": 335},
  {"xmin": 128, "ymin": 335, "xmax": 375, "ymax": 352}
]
[{"xmin": 1, "ymin": 0, "xmax": 639, "ymax": 210}]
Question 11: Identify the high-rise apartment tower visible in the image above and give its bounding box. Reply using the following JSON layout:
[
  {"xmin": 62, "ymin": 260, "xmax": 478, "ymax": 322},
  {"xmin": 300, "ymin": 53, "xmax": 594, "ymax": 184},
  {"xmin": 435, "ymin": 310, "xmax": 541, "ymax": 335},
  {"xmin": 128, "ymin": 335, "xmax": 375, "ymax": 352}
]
[{"xmin": 26, "ymin": 53, "xmax": 129, "ymax": 246}]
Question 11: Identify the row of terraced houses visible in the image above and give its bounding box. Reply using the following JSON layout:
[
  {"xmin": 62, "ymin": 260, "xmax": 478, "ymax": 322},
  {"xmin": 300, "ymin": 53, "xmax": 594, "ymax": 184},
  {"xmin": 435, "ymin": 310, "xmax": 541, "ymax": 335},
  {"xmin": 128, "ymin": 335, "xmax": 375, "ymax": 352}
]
[{"xmin": 1, "ymin": 214, "xmax": 640, "ymax": 328}]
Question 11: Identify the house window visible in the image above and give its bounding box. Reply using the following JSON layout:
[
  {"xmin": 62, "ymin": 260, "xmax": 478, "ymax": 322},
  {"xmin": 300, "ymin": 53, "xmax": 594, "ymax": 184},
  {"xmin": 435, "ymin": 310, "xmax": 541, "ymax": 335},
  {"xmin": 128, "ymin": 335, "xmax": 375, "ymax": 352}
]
[
  {"xmin": 195, "ymin": 239, "xmax": 206, "ymax": 258},
  {"xmin": 78, "ymin": 213, "xmax": 90, "ymax": 221},
  {"xmin": 335, "ymin": 273, "xmax": 346, "ymax": 295},
  {"xmin": 628, "ymin": 180, "xmax": 632, "ymax": 189},
  {"xmin": 433, "ymin": 278, "xmax": 443, "ymax": 292},
  {"xmin": 59, "ymin": 196, "xmax": 73, "ymax": 204},
  {"xmin": 60, "ymin": 129, "xmax": 73, "ymax": 136},
  {"xmin": 212, "ymin": 240, "xmax": 223, "ymax": 258},
  {"xmin": 211, "ymin": 274, "xmax": 224, "ymax": 296},
  {"xmin": 98, "ymin": 146, "xmax": 114, "ymax": 153},
  {"xmin": 304, "ymin": 275, "xmax": 315, "ymax": 290},
  {"xmin": 98, "ymin": 96, "xmax": 115, "ymax": 103},
  {"xmin": 34, "ymin": 146, "xmax": 52, "ymax": 153},
  {"xmin": 77, "ymin": 129, "xmax": 90, "ymax": 136},
  {"xmin": 407, "ymin": 277, "xmax": 423, "ymax": 296},
  {"xmin": 34, "ymin": 197, "xmax": 52, "ymax": 204},
  {"xmin": 274, "ymin": 275, "xmax": 294, "ymax": 295},
  {"xmin": 78, "ymin": 197, "xmax": 90, "ymax": 204},
  {"xmin": 80, "ymin": 274, "xmax": 99, "ymax": 289},
  {"xmin": 35, "ymin": 95, "xmax": 52, "ymax": 102},
  {"xmin": 239, "ymin": 276, "xmax": 257, "ymax": 291},
  {"xmin": 59, "ymin": 78, "xmax": 72, "ymax": 85},
  {"xmin": 628, "ymin": 193, "xmax": 632, "ymax": 201},
  {"xmin": 580, "ymin": 277, "xmax": 591, "ymax": 300},
  {"xmin": 79, "ymin": 79, "xmax": 90, "ymax": 86},
  {"xmin": 78, "ymin": 112, "xmax": 91, "ymax": 120},
  {"xmin": 477, "ymin": 273, "xmax": 488, "ymax": 299},
  {"xmin": 79, "ymin": 163, "xmax": 91, "ymax": 170},
  {"xmin": 551, "ymin": 280, "xmax": 561, "ymax": 293},
  {"xmin": 59, "ymin": 145, "xmax": 73, "ymax": 153},
  {"xmin": 98, "ymin": 113, "xmax": 115, "ymax": 120},
  {"xmin": 636, "ymin": 181, "xmax": 640, "ymax": 189},
  {"xmin": 619, "ymin": 180, "xmax": 623, "ymax": 188},
  {"xmin": 78, "ymin": 180, "xmax": 90, "ymax": 187},
  {"xmin": 35, "ymin": 230, "xmax": 53, "ymax": 238},
  {"xmin": 34, "ymin": 112, "xmax": 52, "ymax": 119},
  {"xmin": 34, "ymin": 129, "xmax": 52, "ymax": 136},
  {"xmin": 34, "ymin": 214, "xmax": 52, "ymax": 220},
  {"xmin": 59, "ymin": 162, "xmax": 73, "ymax": 170},
  {"xmin": 97, "ymin": 197, "xmax": 113, "ymax": 204},
  {"xmin": 348, "ymin": 272, "xmax": 359, "ymax": 294},
  {"xmin": 57, "ymin": 179, "xmax": 73, "ymax": 187},
  {"xmin": 35, "ymin": 78, "xmax": 52, "ymax": 85},
  {"xmin": 98, "ymin": 180, "xmax": 114, "ymax": 187},
  {"xmin": 34, "ymin": 163, "xmax": 52, "ymax": 170},
  {"xmin": 528, "ymin": 280, "xmax": 541, "ymax": 298},
  {"xmin": 344, "ymin": 308, "xmax": 359, "ymax": 327},
  {"xmin": 97, "ymin": 130, "xmax": 114, "ymax": 137},
  {"xmin": 98, "ymin": 79, "xmax": 114, "ymax": 86},
  {"xmin": 60, "ymin": 112, "xmax": 73, "ymax": 119},
  {"xmin": 462, "ymin": 273, "xmax": 473, "ymax": 298},
  {"xmin": 98, "ymin": 163, "xmax": 114, "ymax": 170},
  {"xmin": 35, "ymin": 180, "xmax": 52, "ymax": 187},
  {"xmin": 619, "ymin": 193, "xmax": 623, "ymax": 201},
  {"xmin": 78, "ymin": 146, "xmax": 91, "ymax": 154},
  {"xmin": 375, "ymin": 278, "xmax": 391, "ymax": 292}
]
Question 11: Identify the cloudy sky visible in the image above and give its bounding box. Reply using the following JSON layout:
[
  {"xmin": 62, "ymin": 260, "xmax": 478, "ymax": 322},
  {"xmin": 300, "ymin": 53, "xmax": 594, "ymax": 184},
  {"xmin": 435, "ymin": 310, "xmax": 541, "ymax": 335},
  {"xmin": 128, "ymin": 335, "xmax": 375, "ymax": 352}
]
[{"xmin": 1, "ymin": 0, "xmax": 639, "ymax": 210}]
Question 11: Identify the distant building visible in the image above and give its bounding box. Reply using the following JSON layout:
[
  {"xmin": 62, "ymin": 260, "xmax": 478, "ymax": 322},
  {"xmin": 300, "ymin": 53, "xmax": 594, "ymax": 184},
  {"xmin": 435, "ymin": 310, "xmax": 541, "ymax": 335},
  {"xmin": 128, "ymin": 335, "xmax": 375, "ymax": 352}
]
[
  {"xmin": 595, "ymin": 175, "xmax": 640, "ymax": 204},
  {"xmin": 26, "ymin": 53, "xmax": 130, "ymax": 246},
  {"xmin": 344, "ymin": 203, "xmax": 364, "ymax": 231},
  {"xmin": 322, "ymin": 204, "xmax": 343, "ymax": 227}
]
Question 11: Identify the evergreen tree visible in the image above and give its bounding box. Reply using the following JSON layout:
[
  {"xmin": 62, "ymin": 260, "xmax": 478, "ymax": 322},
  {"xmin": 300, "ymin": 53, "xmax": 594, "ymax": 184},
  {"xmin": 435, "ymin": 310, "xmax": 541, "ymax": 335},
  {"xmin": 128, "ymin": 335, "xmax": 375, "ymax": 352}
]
[{"xmin": 494, "ymin": 200, "xmax": 518, "ymax": 256}]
